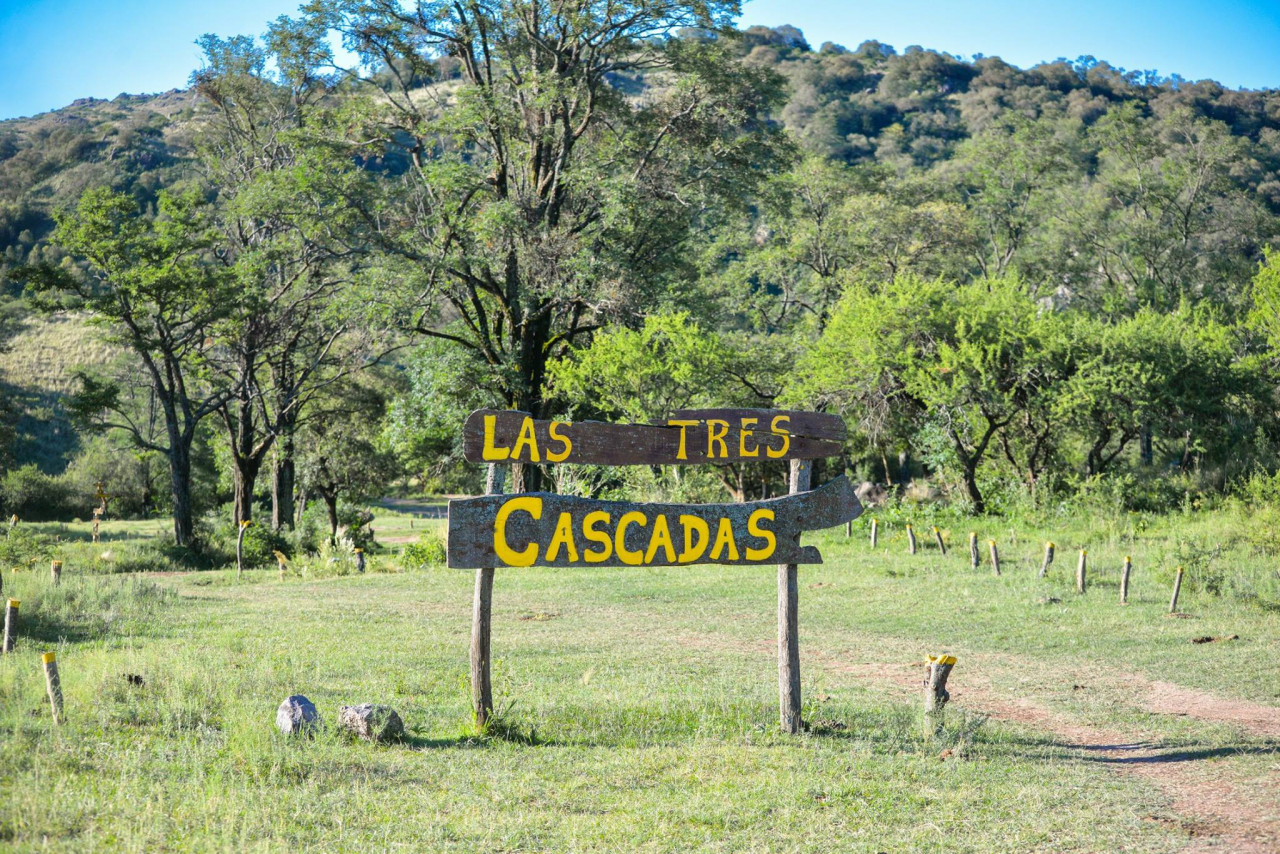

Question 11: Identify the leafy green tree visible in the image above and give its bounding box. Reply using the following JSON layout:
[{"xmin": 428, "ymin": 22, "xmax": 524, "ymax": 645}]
[
  {"xmin": 302, "ymin": 0, "xmax": 793, "ymax": 489},
  {"xmin": 19, "ymin": 189, "xmax": 233, "ymax": 545},
  {"xmin": 792, "ymin": 275, "xmax": 1063, "ymax": 512}
]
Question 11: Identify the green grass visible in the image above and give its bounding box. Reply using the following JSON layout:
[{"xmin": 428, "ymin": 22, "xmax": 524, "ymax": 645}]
[{"xmin": 0, "ymin": 506, "xmax": 1277, "ymax": 851}]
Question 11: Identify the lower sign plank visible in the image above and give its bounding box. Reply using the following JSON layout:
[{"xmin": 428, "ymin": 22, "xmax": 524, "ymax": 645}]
[{"xmin": 447, "ymin": 476, "xmax": 862, "ymax": 569}]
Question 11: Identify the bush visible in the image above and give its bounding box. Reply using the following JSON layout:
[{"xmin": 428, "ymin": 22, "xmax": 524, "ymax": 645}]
[
  {"xmin": 0, "ymin": 464, "xmax": 79, "ymax": 521},
  {"xmin": 0, "ymin": 524, "xmax": 56, "ymax": 572},
  {"xmin": 401, "ymin": 532, "xmax": 447, "ymax": 570}
]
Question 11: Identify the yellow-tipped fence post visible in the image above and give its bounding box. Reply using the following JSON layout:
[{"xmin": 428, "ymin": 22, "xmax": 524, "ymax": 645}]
[
  {"xmin": 1076, "ymin": 549, "xmax": 1088, "ymax": 594},
  {"xmin": 1039, "ymin": 542, "xmax": 1055, "ymax": 578},
  {"xmin": 870, "ymin": 518, "xmax": 878, "ymax": 549},
  {"xmin": 3, "ymin": 599, "xmax": 17, "ymax": 653},
  {"xmin": 51, "ymin": 560, "xmax": 62, "ymax": 587},
  {"xmin": 988, "ymin": 540, "xmax": 1001, "ymax": 576},
  {"xmin": 1120, "ymin": 556, "xmax": 1132, "ymax": 604},
  {"xmin": 924, "ymin": 654, "xmax": 956, "ymax": 733},
  {"xmin": 42, "ymin": 652, "xmax": 63, "ymax": 724},
  {"xmin": 932, "ymin": 526, "xmax": 946, "ymax": 555},
  {"xmin": 906, "ymin": 524, "xmax": 917, "ymax": 555}
]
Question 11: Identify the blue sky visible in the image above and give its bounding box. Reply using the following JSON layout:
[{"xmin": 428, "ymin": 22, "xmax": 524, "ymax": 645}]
[{"xmin": 2, "ymin": 0, "xmax": 1279, "ymax": 121}]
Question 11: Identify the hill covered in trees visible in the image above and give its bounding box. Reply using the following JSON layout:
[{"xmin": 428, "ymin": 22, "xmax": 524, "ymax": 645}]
[{"xmin": 3, "ymin": 7, "xmax": 1280, "ymax": 533}]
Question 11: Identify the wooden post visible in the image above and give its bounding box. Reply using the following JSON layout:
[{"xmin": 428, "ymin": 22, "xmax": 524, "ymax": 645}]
[
  {"xmin": 932, "ymin": 526, "xmax": 946, "ymax": 555},
  {"xmin": 1167, "ymin": 568, "xmax": 1182, "ymax": 614},
  {"xmin": 1120, "ymin": 556, "xmax": 1132, "ymax": 604},
  {"xmin": 988, "ymin": 540, "xmax": 1000, "ymax": 576},
  {"xmin": 3, "ymin": 599, "xmax": 17, "ymax": 654},
  {"xmin": 1039, "ymin": 542, "xmax": 1054, "ymax": 578},
  {"xmin": 870, "ymin": 518, "xmax": 878, "ymax": 549},
  {"xmin": 355, "ymin": 549, "xmax": 366, "ymax": 573},
  {"xmin": 778, "ymin": 458, "xmax": 810, "ymax": 734},
  {"xmin": 906, "ymin": 524, "xmax": 917, "ymax": 555},
  {"xmin": 236, "ymin": 521, "xmax": 249, "ymax": 578},
  {"xmin": 968, "ymin": 532, "xmax": 979, "ymax": 569},
  {"xmin": 470, "ymin": 463, "xmax": 505, "ymax": 729},
  {"xmin": 924, "ymin": 654, "xmax": 956, "ymax": 733},
  {"xmin": 42, "ymin": 652, "xmax": 63, "ymax": 724},
  {"xmin": 51, "ymin": 560, "xmax": 62, "ymax": 587},
  {"xmin": 845, "ymin": 519, "xmax": 852, "ymax": 538},
  {"xmin": 1076, "ymin": 549, "xmax": 1087, "ymax": 594}
]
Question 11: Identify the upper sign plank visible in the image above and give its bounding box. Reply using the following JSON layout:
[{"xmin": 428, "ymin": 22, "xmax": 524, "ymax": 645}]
[
  {"xmin": 447, "ymin": 476, "xmax": 862, "ymax": 569},
  {"xmin": 463, "ymin": 409, "xmax": 846, "ymax": 466}
]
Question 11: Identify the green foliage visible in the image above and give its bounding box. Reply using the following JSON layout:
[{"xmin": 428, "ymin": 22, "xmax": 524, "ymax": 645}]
[
  {"xmin": 400, "ymin": 533, "xmax": 447, "ymax": 571},
  {"xmin": 0, "ymin": 464, "xmax": 77, "ymax": 521}
]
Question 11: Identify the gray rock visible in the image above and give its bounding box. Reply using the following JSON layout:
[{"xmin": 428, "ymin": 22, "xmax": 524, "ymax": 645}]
[
  {"xmin": 276, "ymin": 694, "xmax": 320, "ymax": 735},
  {"xmin": 338, "ymin": 703, "xmax": 404, "ymax": 742}
]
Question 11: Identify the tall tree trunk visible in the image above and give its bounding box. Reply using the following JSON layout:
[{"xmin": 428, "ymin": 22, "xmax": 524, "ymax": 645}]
[
  {"xmin": 168, "ymin": 438, "xmax": 195, "ymax": 547},
  {"xmin": 961, "ymin": 459, "xmax": 986, "ymax": 514},
  {"xmin": 322, "ymin": 489, "xmax": 339, "ymax": 544},
  {"xmin": 272, "ymin": 424, "xmax": 296, "ymax": 530}
]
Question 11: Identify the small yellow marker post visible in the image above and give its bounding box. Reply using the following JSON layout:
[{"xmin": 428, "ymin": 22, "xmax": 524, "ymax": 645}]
[
  {"xmin": 1076, "ymin": 549, "xmax": 1088, "ymax": 594},
  {"xmin": 968, "ymin": 532, "xmax": 979, "ymax": 569},
  {"xmin": 42, "ymin": 652, "xmax": 63, "ymax": 724},
  {"xmin": 3, "ymin": 598, "xmax": 18, "ymax": 654},
  {"xmin": 355, "ymin": 548, "xmax": 366, "ymax": 574},
  {"xmin": 236, "ymin": 520, "xmax": 251, "ymax": 578},
  {"xmin": 932, "ymin": 526, "xmax": 946, "ymax": 556},
  {"xmin": 1169, "ymin": 566, "xmax": 1185, "ymax": 614},
  {"xmin": 988, "ymin": 540, "xmax": 1001, "ymax": 576},
  {"xmin": 1120, "ymin": 556, "xmax": 1132, "ymax": 604},
  {"xmin": 924, "ymin": 654, "xmax": 957, "ymax": 733},
  {"xmin": 870, "ymin": 518, "xmax": 878, "ymax": 549},
  {"xmin": 906, "ymin": 524, "xmax": 917, "ymax": 555},
  {"xmin": 51, "ymin": 560, "xmax": 62, "ymax": 587},
  {"xmin": 1039, "ymin": 542, "xmax": 1055, "ymax": 578}
]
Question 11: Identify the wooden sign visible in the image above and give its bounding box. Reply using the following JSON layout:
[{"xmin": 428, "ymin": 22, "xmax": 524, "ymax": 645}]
[
  {"xmin": 462, "ymin": 408, "xmax": 845, "ymax": 466},
  {"xmin": 448, "ymin": 476, "xmax": 860, "ymax": 569}
]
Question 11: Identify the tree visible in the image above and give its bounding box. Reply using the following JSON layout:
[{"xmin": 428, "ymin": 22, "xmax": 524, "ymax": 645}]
[
  {"xmin": 19, "ymin": 189, "xmax": 233, "ymax": 545},
  {"xmin": 297, "ymin": 379, "xmax": 399, "ymax": 543},
  {"xmin": 305, "ymin": 0, "xmax": 793, "ymax": 489},
  {"xmin": 791, "ymin": 274, "xmax": 1063, "ymax": 513}
]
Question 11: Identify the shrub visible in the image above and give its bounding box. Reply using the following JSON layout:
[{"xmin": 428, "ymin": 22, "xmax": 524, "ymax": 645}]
[
  {"xmin": 401, "ymin": 532, "xmax": 447, "ymax": 570},
  {"xmin": 0, "ymin": 464, "xmax": 79, "ymax": 521}
]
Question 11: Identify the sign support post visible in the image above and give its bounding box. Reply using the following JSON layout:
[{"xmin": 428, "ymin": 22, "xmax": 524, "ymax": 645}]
[
  {"xmin": 778, "ymin": 458, "xmax": 810, "ymax": 734},
  {"xmin": 470, "ymin": 463, "xmax": 505, "ymax": 729}
]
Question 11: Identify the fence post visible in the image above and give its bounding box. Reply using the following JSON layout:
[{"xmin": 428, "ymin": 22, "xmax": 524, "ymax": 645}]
[
  {"xmin": 51, "ymin": 560, "xmax": 62, "ymax": 587},
  {"xmin": 988, "ymin": 540, "xmax": 1000, "ymax": 576},
  {"xmin": 932, "ymin": 526, "xmax": 946, "ymax": 555},
  {"xmin": 1120, "ymin": 556, "xmax": 1132, "ymax": 604},
  {"xmin": 3, "ymin": 599, "xmax": 17, "ymax": 654},
  {"xmin": 924, "ymin": 654, "xmax": 956, "ymax": 734},
  {"xmin": 778, "ymin": 458, "xmax": 810, "ymax": 734},
  {"xmin": 42, "ymin": 652, "xmax": 63, "ymax": 724},
  {"xmin": 906, "ymin": 524, "xmax": 917, "ymax": 555},
  {"xmin": 968, "ymin": 532, "xmax": 979, "ymax": 569},
  {"xmin": 1039, "ymin": 542, "xmax": 1054, "ymax": 578},
  {"xmin": 1076, "ymin": 549, "xmax": 1088, "ymax": 594},
  {"xmin": 236, "ymin": 521, "xmax": 249, "ymax": 578},
  {"xmin": 1172, "ymin": 568, "xmax": 1187, "ymax": 614},
  {"xmin": 471, "ymin": 463, "xmax": 505, "ymax": 729},
  {"xmin": 870, "ymin": 518, "xmax": 878, "ymax": 549}
]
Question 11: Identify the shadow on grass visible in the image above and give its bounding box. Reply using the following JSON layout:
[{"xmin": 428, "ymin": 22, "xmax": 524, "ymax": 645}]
[{"xmin": 1062, "ymin": 741, "xmax": 1279, "ymax": 764}]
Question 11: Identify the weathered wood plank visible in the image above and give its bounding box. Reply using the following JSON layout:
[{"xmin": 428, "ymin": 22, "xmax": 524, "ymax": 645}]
[
  {"xmin": 462, "ymin": 409, "xmax": 845, "ymax": 466},
  {"xmin": 447, "ymin": 476, "xmax": 862, "ymax": 569}
]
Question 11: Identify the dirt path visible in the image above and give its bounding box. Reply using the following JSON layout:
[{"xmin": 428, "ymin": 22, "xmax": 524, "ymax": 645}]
[
  {"xmin": 677, "ymin": 631, "xmax": 1280, "ymax": 853},
  {"xmin": 813, "ymin": 653, "xmax": 1280, "ymax": 853}
]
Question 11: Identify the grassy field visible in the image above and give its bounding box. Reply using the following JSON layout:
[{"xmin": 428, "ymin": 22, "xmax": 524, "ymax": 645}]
[{"xmin": 0, "ymin": 508, "xmax": 1277, "ymax": 852}]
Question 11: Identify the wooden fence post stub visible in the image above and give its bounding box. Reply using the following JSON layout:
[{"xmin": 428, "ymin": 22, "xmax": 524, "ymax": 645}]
[
  {"xmin": 932, "ymin": 526, "xmax": 946, "ymax": 555},
  {"xmin": 968, "ymin": 532, "xmax": 979, "ymax": 569},
  {"xmin": 1039, "ymin": 542, "xmax": 1055, "ymax": 578},
  {"xmin": 236, "ymin": 521, "xmax": 249, "ymax": 578},
  {"xmin": 778, "ymin": 458, "xmax": 809, "ymax": 734},
  {"xmin": 3, "ymin": 599, "xmax": 18, "ymax": 654},
  {"xmin": 870, "ymin": 518, "xmax": 878, "ymax": 549},
  {"xmin": 1076, "ymin": 549, "xmax": 1088, "ymax": 594},
  {"xmin": 42, "ymin": 652, "xmax": 63, "ymax": 724},
  {"xmin": 988, "ymin": 540, "xmax": 1000, "ymax": 576},
  {"xmin": 51, "ymin": 561, "xmax": 62, "ymax": 586},
  {"xmin": 471, "ymin": 463, "xmax": 506, "ymax": 730},
  {"xmin": 1120, "ymin": 556, "xmax": 1132, "ymax": 604},
  {"xmin": 1169, "ymin": 566, "xmax": 1184, "ymax": 614},
  {"xmin": 907, "ymin": 524, "xmax": 917, "ymax": 555},
  {"xmin": 924, "ymin": 654, "xmax": 956, "ymax": 733}
]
